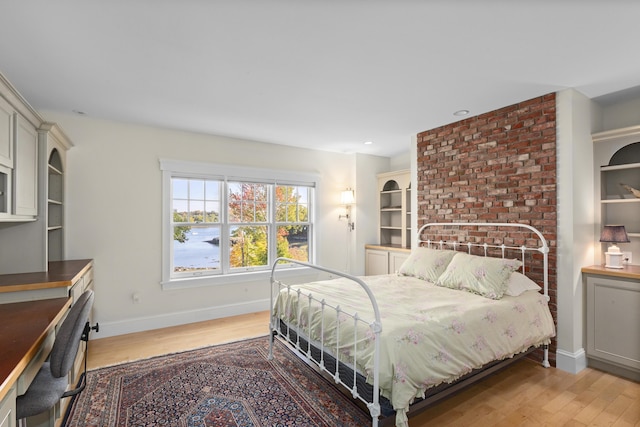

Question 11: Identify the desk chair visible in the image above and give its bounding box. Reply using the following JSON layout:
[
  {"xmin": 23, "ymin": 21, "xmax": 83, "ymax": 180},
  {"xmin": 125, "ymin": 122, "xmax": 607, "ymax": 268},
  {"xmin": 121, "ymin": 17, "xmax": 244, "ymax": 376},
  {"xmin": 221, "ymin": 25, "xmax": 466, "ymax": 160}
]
[{"xmin": 16, "ymin": 290, "xmax": 95, "ymax": 426}]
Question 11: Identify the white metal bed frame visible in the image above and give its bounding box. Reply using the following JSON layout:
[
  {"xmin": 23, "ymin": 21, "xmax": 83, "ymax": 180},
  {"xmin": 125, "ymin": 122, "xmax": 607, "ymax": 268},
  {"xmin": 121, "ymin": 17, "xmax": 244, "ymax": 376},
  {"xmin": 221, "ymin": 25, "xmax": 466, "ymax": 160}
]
[{"xmin": 268, "ymin": 222, "xmax": 552, "ymax": 426}]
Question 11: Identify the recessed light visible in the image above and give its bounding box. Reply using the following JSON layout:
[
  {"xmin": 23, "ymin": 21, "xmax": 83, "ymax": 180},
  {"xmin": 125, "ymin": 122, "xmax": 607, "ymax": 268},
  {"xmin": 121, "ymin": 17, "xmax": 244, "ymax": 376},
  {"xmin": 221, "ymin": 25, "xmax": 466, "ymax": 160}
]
[
  {"xmin": 364, "ymin": 141, "xmax": 373, "ymax": 145},
  {"xmin": 453, "ymin": 109, "xmax": 470, "ymax": 116}
]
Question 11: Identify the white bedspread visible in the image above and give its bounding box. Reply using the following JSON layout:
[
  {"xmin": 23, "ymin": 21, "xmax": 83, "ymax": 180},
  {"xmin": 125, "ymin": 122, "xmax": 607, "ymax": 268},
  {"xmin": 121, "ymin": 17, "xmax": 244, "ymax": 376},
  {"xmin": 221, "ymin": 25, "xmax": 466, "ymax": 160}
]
[{"xmin": 274, "ymin": 274, "xmax": 556, "ymax": 426}]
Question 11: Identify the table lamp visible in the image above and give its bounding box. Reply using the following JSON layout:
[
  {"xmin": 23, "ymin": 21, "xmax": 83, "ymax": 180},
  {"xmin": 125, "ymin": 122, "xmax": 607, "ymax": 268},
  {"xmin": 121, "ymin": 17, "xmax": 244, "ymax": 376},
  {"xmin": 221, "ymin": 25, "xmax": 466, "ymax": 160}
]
[{"xmin": 600, "ymin": 225, "xmax": 630, "ymax": 269}]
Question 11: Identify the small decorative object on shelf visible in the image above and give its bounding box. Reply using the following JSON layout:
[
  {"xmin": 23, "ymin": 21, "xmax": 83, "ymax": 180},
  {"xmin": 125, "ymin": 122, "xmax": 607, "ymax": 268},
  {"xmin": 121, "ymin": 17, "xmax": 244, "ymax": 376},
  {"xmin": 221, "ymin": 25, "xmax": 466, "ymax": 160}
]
[
  {"xmin": 620, "ymin": 182, "xmax": 640, "ymax": 198},
  {"xmin": 600, "ymin": 225, "xmax": 630, "ymax": 269}
]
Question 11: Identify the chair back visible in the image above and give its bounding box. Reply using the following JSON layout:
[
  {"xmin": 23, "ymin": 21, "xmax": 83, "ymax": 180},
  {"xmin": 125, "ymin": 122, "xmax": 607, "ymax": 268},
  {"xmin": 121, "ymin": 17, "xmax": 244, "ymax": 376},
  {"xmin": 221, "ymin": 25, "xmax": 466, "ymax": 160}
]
[{"xmin": 49, "ymin": 290, "xmax": 94, "ymax": 378}]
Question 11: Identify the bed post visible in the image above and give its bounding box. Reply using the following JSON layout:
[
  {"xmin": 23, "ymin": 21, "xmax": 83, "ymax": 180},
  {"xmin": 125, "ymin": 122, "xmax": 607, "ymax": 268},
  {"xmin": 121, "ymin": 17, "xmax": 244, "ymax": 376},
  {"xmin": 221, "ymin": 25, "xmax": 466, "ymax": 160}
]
[
  {"xmin": 268, "ymin": 270, "xmax": 277, "ymax": 361},
  {"xmin": 542, "ymin": 344, "xmax": 551, "ymax": 368}
]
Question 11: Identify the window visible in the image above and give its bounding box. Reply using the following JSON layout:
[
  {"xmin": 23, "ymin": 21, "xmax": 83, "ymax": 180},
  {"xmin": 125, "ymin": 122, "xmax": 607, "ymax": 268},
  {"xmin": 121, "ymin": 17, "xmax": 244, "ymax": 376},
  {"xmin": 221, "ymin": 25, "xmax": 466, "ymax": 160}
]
[{"xmin": 161, "ymin": 159, "xmax": 316, "ymax": 287}]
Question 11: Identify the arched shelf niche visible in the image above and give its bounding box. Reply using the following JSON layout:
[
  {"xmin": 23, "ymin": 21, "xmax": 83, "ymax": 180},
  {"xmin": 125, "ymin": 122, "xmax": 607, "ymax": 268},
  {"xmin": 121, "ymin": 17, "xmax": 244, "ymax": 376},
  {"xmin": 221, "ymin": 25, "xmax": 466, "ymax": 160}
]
[{"xmin": 48, "ymin": 148, "xmax": 64, "ymax": 262}]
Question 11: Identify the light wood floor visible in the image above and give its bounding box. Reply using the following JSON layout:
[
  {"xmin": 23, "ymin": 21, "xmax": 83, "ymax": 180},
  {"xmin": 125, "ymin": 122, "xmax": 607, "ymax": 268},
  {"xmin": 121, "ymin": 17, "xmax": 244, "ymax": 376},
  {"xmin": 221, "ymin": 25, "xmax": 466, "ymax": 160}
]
[{"xmin": 88, "ymin": 311, "xmax": 639, "ymax": 426}]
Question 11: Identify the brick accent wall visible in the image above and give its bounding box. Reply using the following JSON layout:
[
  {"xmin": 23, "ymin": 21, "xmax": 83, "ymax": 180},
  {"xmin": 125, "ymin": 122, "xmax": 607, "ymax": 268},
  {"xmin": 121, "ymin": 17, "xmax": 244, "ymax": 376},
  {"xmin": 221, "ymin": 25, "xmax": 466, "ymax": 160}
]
[{"xmin": 416, "ymin": 93, "xmax": 557, "ymax": 365}]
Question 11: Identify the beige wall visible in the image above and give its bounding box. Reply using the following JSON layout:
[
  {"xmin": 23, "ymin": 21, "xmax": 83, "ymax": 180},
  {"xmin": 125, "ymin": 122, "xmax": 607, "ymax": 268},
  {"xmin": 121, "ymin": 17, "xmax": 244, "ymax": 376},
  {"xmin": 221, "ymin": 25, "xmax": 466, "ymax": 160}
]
[{"xmin": 42, "ymin": 111, "xmax": 388, "ymax": 337}]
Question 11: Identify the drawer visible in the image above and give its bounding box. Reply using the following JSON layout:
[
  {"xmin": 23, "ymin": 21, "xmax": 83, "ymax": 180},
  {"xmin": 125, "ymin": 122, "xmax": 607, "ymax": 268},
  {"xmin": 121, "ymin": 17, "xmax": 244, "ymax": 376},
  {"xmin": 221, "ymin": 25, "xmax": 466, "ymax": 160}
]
[
  {"xmin": 69, "ymin": 266, "xmax": 93, "ymax": 302},
  {"xmin": 82, "ymin": 266, "xmax": 94, "ymax": 289}
]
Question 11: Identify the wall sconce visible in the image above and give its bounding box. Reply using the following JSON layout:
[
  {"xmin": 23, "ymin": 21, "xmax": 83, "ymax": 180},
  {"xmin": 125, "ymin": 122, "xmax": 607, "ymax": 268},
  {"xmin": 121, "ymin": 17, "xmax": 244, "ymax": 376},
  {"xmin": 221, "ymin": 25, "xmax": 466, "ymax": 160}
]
[
  {"xmin": 600, "ymin": 225, "xmax": 630, "ymax": 269},
  {"xmin": 339, "ymin": 188, "xmax": 355, "ymax": 231}
]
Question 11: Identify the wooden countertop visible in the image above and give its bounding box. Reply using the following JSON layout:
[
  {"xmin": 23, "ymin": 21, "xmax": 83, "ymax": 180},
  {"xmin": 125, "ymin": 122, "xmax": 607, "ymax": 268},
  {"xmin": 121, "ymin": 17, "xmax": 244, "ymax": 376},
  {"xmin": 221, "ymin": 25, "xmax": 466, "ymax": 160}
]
[
  {"xmin": 581, "ymin": 264, "xmax": 640, "ymax": 281},
  {"xmin": 0, "ymin": 259, "xmax": 93, "ymax": 293},
  {"xmin": 365, "ymin": 244, "xmax": 411, "ymax": 252},
  {"xmin": 0, "ymin": 297, "xmax": 70, "ymax": 402}
]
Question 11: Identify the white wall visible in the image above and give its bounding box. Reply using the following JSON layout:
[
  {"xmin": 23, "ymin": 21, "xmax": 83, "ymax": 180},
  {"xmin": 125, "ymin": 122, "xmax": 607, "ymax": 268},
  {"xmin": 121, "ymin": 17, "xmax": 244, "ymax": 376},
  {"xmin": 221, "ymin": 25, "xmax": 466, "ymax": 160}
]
[
  {"xmin": 555, "ymin": 89, "xmax": 595, "ymax": 373},
  {"xmin": 390, "ymin": 150, "xmax": 411, "ymax": 171},
  {"xmin": 599, "ymin": 97, "xmax": 640, "ymax": 132},
  {"xmin": 555, "ymin": 89, "xmax": 640, "ymax": 374},
  {"xmin": 354, "ymin": 153, "xmax": 390, "ymax": 274},
  {"xmin": 42, "ymin": 111, "xmax": 385, "ymax": 337}
]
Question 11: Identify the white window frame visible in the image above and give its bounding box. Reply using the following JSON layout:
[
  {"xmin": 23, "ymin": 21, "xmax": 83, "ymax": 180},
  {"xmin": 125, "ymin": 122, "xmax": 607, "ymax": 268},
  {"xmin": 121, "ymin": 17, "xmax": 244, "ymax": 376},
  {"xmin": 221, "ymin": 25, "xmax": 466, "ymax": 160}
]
[{"xmin": 160, "ymin": 159, "xmax": 318, "ymax": 289}]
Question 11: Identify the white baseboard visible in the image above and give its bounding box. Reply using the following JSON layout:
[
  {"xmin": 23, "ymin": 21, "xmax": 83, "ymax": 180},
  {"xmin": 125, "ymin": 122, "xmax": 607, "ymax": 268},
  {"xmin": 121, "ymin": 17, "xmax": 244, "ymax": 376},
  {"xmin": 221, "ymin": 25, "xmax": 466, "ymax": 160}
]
[
  {"xmin": 556, "ymin": 348, "xmax": 587, "ymax": 374},
  {"xmin": 95, "ymin": 298, "xmax": 271, "ymax": 338}
]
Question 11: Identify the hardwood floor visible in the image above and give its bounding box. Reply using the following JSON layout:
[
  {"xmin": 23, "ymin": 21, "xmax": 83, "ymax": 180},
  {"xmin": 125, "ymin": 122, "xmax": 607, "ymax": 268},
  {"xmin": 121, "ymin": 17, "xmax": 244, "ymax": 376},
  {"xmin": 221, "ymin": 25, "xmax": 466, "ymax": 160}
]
[{"xmin": 88, "ymin": 311, "xmax": 639, "ymax": 426}]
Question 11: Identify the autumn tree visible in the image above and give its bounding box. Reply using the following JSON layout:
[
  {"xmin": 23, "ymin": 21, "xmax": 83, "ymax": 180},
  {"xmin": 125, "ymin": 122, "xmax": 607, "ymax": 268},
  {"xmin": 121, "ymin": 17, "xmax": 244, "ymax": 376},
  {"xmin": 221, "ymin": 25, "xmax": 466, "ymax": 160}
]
[{"xmin": 228, "ymin": 183, "xmax": 309, "ymax": 268}]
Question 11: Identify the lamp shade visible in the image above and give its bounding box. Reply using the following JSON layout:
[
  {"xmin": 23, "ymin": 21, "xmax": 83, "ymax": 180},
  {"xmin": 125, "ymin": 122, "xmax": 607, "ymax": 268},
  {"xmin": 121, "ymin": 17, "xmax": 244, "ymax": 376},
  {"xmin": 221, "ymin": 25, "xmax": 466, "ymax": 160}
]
[
  {"xmin": 599, "ymin": 225, "xmax": 630, "ymax": 243},
  {"xmin": 341, "ymin": 189, "xmax": 355, "ymax": 205}
]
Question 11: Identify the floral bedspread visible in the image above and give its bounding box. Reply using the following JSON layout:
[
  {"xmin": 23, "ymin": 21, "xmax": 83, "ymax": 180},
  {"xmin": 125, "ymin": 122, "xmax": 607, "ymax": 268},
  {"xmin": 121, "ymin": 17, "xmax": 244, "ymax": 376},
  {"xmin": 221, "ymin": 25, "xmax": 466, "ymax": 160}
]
[{"xmin": 273, "ymin": 274, "xmax": 556, "ymax": 427}]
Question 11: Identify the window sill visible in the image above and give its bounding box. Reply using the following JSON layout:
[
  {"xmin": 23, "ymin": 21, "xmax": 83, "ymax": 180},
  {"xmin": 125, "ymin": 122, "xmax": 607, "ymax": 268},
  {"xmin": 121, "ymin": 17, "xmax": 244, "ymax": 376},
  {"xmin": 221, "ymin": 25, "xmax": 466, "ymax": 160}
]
[{"xmin": 161, "ymin": 265, "xmax": 316, "ymax": 290}]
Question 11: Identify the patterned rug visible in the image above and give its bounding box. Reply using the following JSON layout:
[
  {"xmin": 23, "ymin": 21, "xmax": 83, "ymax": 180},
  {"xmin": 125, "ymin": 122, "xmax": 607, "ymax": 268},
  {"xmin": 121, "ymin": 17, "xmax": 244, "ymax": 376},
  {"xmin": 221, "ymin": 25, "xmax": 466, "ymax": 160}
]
[{"xmin": 63, "ymin": 336, "xmax": 371, "ymax": 427}]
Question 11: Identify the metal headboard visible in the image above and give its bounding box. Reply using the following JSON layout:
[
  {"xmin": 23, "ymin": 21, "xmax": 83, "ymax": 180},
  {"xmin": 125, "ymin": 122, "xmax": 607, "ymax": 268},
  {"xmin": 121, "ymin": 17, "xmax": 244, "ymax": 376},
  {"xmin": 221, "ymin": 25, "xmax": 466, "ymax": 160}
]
[{"xmin": 416, "ymin": 222, "xmax": 550, "ymax": 300}]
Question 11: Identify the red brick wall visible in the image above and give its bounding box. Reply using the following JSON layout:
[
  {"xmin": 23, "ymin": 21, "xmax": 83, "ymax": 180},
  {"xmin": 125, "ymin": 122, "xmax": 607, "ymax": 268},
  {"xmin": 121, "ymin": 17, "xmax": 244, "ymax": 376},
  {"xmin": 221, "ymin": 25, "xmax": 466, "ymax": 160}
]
[{"xmin": 416, "ymin": 93, "xmax": 557, "ymax": 364}]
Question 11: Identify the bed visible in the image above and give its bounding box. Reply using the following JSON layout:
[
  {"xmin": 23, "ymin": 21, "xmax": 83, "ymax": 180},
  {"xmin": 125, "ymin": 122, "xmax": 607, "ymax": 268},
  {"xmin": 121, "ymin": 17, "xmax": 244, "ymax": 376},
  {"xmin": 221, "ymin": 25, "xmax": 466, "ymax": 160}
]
[{"xmin": 268, "ymin": 222, "xmax": 556, "ymax": 427}]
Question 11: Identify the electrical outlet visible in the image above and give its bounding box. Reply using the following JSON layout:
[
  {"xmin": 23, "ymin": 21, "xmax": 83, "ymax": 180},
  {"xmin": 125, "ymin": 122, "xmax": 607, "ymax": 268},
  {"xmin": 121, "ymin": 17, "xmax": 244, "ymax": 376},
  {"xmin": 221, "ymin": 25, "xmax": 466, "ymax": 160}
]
[{"xmin": 622, "ymin": 251, "xmax": 632, "ymax": 265}]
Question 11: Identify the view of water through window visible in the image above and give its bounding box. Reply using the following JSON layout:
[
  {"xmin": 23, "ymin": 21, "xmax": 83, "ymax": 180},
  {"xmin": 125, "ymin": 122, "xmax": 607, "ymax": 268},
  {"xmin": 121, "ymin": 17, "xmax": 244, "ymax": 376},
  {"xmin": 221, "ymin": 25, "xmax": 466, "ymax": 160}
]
[{"xmin": 173, "ymin": 227, "xmax": 220, "ymax": 271}]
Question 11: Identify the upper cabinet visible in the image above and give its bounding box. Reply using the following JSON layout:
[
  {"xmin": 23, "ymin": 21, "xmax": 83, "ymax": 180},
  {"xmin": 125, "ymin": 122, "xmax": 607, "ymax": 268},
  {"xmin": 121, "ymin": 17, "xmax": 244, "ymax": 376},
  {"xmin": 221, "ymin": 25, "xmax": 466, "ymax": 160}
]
[
  {"xmin": 377, "ymin": 169, "xmax": 411, "ymax": 249},
  {"xmin": 13, "ymin": 114, "xmax": 38, "ymax": 216},
  {"xmin": 593, "ymin": 126, "xmax": 640, "ymax": 265},
  {"xmin": 0, "ymin": 74, "xmax": 42, "ymax": 222},
  {"xmin": 0, "ymin": 96, "xmax": 13, "ymax": 168}
]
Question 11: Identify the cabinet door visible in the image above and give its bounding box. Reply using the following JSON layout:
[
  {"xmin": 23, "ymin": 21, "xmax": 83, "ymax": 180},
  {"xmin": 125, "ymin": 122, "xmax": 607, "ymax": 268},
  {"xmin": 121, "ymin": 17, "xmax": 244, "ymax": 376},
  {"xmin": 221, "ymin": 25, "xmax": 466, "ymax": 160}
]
[
  {"xmin": 13, "ymin": 114, "xmax": 38, "ymax": 216},
  {"xmin": 365, "ymin": 249, "xmax": 389, "ymax": 275},
  {"xmin": 586, "ymin": 276, "xmax": 640, "ymax": 371},
  {"xmin": 0, "ymin": 385, "xmax": 16, "ymax": 427},
  {"xmin": 389, "ymin": 251, "xmax": 409, "ymax": 274},
  {"xmin": 0, "ymin": 97, "xmax": 13, "ymax": 168}
]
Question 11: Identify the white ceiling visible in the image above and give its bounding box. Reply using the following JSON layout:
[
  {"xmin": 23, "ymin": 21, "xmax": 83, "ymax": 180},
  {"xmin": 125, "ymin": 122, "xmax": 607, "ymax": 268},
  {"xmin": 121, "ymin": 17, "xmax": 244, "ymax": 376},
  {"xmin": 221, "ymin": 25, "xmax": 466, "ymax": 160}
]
[{"xmin": 1, "ymin": 1, "xmax": 640, "ymax": 158}]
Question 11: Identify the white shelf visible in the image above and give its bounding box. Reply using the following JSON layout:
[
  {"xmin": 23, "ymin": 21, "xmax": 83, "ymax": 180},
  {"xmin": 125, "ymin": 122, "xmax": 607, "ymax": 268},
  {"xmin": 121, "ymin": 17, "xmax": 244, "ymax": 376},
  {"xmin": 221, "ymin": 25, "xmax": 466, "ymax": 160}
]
[
  {"xmin": 378, "ymin": 170, "xmax": 411, "ymax": 248},
  {"xmin": 601, "ymin": 198, "xmax": 640, "ymax": 204},
  {"xmin": 48, "ymin": 163, "xmax": 63, "ymax": 175}
]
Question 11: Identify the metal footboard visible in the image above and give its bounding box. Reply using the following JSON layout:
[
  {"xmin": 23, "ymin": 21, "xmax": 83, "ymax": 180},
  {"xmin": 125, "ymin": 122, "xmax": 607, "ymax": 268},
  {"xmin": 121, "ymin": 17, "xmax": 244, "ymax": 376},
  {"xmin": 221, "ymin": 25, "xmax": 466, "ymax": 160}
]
[{"xmin": 268, "ymin": 258, "xmax": 383, "ymax": 427}]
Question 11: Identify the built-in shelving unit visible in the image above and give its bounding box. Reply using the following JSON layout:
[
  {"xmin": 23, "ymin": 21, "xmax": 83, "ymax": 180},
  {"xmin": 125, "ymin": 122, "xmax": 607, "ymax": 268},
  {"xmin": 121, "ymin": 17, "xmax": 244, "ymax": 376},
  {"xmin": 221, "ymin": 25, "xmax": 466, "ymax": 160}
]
[
  {"xmin": 47, "ymin": 149, "xmax": 64, "ymax": 262},
  {"xmin": 365, "ymin": 169, "xmax": 412, "ymax": 276},
  {"xmin": 593, "ymin": 126, "xmax": 640, "ymax": 266},
  {"xmin": 600, "ymin": 161, "xmax": 640, "ymax": 238},
  {"xmin": 377, "ymin": 169, "xmax": 411, "ymax": 248}
]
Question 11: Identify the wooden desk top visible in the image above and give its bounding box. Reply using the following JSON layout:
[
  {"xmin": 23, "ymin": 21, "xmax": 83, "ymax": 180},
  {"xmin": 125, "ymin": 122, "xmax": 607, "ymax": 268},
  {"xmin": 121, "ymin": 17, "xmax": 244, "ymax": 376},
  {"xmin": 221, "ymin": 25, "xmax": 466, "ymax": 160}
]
[
  {"xmin": 364, "ymin": 244, "xmax": 411, "ymax": 253},
  {"xmin": 0, "ymin": 259, "xmax": 93, "ymax": 293},
  {"xmin": 581, "ymin": 264, "xmax": 640, "ymax": 281},
  {"xmin": 0, "ymin": 297, "xmax": 70, "ymax": 402}
]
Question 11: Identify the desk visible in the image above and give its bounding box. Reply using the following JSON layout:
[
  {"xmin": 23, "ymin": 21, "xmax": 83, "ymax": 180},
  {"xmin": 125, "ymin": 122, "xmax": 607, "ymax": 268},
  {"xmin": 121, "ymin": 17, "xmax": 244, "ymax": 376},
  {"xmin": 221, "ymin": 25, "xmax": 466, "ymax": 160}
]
[
  {"xmin": 0, "ymin": 260, "xmax": 93, "ymax": 304},
  {"xmin": 0, "ymin": 298, "xmax": 70, "ymax": 423}
]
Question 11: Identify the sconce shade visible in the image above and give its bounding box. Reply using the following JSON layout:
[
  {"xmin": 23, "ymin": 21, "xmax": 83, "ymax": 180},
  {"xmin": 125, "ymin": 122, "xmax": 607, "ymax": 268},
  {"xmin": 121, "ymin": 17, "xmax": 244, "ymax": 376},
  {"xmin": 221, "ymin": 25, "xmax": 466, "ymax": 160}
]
[
  {"xmin": 599, "ymin": 225, "xmax": 630, "ymax": 243},
  {"xmin": 341, "ymin": 189, "xmax": 355, "ymax": 205}
]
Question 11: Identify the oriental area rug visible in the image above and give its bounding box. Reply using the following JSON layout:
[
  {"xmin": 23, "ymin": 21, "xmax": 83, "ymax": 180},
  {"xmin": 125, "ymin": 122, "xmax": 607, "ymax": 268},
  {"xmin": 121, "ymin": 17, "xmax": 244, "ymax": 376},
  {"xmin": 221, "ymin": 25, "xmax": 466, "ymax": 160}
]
[{"xmin": 63, "ymin": 336, "xmax": 370, "ymax": 427}]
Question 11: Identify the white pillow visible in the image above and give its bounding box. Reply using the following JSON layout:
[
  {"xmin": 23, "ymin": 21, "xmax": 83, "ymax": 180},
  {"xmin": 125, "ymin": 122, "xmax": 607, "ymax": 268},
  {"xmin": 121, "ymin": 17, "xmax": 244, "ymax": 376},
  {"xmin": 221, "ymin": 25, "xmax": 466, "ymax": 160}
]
[
  {"xmin": 398, "ymin": 247, "xmax": 457, "ymax": 282},
  {"xmin": 504, "ymin": 272, "xmax": 541, "ymax": 296},
  {"xmin": 436, "ymin": 252, "xmax": 522, "ymax": 299}
]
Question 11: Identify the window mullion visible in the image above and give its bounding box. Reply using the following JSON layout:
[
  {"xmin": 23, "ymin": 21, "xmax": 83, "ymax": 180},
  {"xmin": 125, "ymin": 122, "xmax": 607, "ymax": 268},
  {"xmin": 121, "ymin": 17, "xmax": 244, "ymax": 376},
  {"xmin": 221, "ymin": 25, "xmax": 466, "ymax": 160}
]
[
  {"xmin": 269, "ymin": 184, "xmax": 276, "ymax": 266},
  {"xmin": 221, "ymin": 179, "xmax": 230, "ymax": 275}
]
